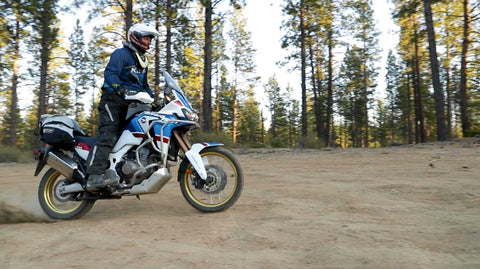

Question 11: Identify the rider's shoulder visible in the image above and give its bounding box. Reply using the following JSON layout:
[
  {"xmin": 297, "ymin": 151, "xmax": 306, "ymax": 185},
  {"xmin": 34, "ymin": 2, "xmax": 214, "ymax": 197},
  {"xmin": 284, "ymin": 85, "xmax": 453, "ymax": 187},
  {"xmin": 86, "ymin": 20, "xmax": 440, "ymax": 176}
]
[{"xmin": 112, "ymin": 47, "xmax": 131, "ymax": 56}]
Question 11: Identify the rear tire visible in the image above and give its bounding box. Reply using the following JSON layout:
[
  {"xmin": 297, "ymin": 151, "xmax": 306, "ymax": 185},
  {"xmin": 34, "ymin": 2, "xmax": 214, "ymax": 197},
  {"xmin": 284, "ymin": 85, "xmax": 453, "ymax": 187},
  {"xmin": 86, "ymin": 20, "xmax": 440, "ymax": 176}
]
[
  {"xmin": 38, "ymin": 168, "xmax": 96, "ymax": 220},
  {"xmin": 178, "ymin": 147, "xmax": 243, "ymax": 212}
]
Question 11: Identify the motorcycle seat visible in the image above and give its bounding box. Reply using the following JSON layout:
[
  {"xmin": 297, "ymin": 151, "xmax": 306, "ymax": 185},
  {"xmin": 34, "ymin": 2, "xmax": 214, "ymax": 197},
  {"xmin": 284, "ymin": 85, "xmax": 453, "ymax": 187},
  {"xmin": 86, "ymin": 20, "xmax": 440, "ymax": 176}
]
[{"xmin": 76, "ymin": 136, "xmax": 98, "ymax": 149}]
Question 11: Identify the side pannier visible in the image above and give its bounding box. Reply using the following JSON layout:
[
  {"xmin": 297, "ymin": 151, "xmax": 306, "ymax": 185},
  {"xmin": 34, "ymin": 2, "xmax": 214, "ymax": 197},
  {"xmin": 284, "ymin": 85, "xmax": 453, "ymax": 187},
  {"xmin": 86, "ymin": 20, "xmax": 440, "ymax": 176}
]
[{"xmin": 38, "ymin": 114, "xmax": 86, "ymax": 149}]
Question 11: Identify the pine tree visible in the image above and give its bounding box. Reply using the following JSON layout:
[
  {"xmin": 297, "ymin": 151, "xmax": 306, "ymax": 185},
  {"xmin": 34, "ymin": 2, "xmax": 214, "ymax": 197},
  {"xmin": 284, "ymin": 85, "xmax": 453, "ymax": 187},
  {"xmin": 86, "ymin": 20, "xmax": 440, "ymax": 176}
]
[
  {"xmin": 385, "ymin": 50, "xmax": 401, "ymax": 144},
  {"xmin": 200, "ymin": 0, "xmax": 245, "ymax": 133},
  {"xmin": 281, "ymin": 0, "xmax": 309, "ymax": 138},
  {"xmin": 140, "ymin": 0, "xmax": 192, "ymax": 96},
  {"xmin": 459, "ymin": 0, "xmax": 472, "ymax": 135},
  {"xmin": 265, "ymin": 76, "xmax": 290, "ymax": 147},
  {"xmin": 373, "ymin": 100, "xmax": 389, "ymax": 146},
  {"xmin": 384, "ymin": 50, "xmax": 415, "ymax": 144},
  {"xmin": 393, "ymin": 0, "xmax": 428, "ymax": 143},
  {"xmin": 337, "ymin": 46, "xmax": 366, "ymax": 147},
  {"xmin": 30, "ymin": 0, "xmax": 61, "ymax": 147},
  {"xmin": 237, "ymin": 87, "xmax": 262, "ymax": 146},
  {"xmin": 48, "ymin": 69, "xmax": 72, "ymax": 115},
  {"xmin": 179, "ymin": 46, "xmax": 203, "ymax": 109},
  {"xmin": 228, "ymin": 8, "xmax": 257, "ymax": 145},
  {"xmin": 82, "ymin": 26, "xmax": 114, "ymax": 136},
  {"xmin": 281, "ymin": 0, "xmax": 340, "ymax": 146},
  {"xmin": 322, "ymin": 0, "xmax": 339, "ymax": 147},
  {"xmin": 423, "ymin": 0, "xmax": 447, "ymax": 140},
  {"xmin": 0, "ymin": 0, "xmax": 29, "ymax": 146},
  {"xmin": 177, "ymin": 4, "xmax": 204, "ymax": 113},
  {"xmin": 80, "ymin": 0, "xmax": 134, "ymax": 38},
  {"xmin": 288, "ymin": 98, "xmax": 301, "ymax": 147},
  {"xmin": 434, "ymin": 0, "xmax": 463, "ymax": 136},
  {"xmin": 343, "ymin": 0, "xmax": 381, "ymax": 147},
  {"xmin": 216, "ymin": 65, "xmax": 232, "ymax": 133},
  {"xmin": 68, "ymin": 19, "xmax": 89, "ymax": 121}
]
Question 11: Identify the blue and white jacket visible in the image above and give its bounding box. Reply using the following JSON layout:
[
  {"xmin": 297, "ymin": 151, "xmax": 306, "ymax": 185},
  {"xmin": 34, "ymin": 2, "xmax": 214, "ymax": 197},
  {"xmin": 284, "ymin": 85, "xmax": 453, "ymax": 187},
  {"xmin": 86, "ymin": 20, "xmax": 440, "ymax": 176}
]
[{"xmin": 102, "ymin": 43, "xmax": 154, "ymax": 98}]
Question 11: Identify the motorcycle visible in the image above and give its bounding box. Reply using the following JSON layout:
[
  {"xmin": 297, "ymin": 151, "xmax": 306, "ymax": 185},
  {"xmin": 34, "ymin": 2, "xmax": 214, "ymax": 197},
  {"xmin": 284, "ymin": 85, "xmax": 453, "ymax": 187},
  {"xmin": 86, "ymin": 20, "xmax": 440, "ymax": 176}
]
[{"xmin": 34, "ymin": 71, "xmax": 243, "ymax": 220}]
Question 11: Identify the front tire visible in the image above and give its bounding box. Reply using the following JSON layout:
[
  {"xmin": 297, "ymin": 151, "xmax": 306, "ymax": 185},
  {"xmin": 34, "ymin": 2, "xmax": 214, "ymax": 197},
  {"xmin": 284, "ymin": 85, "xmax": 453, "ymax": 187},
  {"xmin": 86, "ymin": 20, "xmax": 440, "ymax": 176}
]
[
  {"xmin": 178, "ymin": 147, "xmax": 243, "ymax": 212},
  {"xmin": 38, "ymin": 168, "xmax": 96, "ymax": 220}
]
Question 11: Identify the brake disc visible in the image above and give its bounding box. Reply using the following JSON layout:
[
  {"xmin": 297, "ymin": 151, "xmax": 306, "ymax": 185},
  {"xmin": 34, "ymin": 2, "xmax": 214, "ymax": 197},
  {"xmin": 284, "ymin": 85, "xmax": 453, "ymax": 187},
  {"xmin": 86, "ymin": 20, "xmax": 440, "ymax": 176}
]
[{"xmin": 201, "ymin": 164, "xmax": 227, "ymax": 194}]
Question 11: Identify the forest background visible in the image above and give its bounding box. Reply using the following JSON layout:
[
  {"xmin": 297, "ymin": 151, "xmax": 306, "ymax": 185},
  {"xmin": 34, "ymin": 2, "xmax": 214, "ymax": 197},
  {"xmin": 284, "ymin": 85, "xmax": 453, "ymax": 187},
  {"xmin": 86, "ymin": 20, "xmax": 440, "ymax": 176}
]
[{"xmin": 1, "ymin": 0, "xmax": 480, "ymax": 160}]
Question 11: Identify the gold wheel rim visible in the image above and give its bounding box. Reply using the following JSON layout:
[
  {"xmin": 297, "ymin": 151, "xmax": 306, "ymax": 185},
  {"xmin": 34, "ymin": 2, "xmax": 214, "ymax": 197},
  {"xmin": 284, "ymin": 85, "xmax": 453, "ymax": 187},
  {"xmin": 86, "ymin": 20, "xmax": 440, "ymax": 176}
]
[
  {"xmin": 44, "ymin": 171, "xmax": 82, "ymax": 214},
  {"xmin": 184, "ymin": 152, "xmax": 238, "ymax": 208}
]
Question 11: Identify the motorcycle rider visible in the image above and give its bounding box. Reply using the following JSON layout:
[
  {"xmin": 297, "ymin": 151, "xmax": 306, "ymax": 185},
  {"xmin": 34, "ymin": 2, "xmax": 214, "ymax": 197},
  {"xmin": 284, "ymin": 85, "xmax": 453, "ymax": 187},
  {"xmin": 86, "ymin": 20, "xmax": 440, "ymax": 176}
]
[{"xmin": 86, "ymin": 23, "xmax": 160, "ymax": 191}]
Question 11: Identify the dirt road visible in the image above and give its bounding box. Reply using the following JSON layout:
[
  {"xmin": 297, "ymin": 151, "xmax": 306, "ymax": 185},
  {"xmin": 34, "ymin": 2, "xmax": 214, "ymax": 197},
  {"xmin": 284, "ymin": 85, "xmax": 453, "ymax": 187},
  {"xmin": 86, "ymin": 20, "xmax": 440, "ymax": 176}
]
[{"xmin": 1, "ymin": 140, "xmax": 479, "ymax": 268}]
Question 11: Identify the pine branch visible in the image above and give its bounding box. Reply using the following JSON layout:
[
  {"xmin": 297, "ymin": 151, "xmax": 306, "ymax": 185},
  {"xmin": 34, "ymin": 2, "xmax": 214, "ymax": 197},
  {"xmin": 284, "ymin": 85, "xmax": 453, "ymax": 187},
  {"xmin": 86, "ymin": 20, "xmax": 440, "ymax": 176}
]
[{"xmin": 471, "ymin": 1, "xmax": 480, "ymax": 13}]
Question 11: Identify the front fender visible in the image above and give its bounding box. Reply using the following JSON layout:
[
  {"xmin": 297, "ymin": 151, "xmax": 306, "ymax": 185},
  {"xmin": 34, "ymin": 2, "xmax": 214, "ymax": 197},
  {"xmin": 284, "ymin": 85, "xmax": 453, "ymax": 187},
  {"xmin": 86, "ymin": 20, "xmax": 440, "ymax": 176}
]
[{"xmin": 184, "ymin": 142, "xmax": 223, "ymax": 180}]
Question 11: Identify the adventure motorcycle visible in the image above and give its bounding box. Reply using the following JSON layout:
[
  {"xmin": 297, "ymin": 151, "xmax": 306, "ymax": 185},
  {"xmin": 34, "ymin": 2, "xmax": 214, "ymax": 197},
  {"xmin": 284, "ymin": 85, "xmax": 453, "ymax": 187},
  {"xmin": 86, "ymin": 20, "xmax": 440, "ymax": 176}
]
[{"xmin": 34, "ymin": 71, "xmax": 243, "ymax": 220}]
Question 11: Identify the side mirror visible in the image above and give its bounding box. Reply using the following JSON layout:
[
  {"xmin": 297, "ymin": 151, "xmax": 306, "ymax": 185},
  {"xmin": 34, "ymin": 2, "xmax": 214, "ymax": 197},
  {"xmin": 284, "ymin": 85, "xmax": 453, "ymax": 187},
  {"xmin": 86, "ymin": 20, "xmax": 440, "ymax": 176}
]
[{"xmin": 164, "ymin": 87, "xmax": 173, "ymax": 104}]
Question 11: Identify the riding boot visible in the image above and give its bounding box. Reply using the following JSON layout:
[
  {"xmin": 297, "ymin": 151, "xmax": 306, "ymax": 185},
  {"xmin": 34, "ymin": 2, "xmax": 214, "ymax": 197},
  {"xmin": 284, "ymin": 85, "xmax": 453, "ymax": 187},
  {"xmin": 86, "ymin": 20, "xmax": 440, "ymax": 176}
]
[{"xmin": 86, "ymin": 173, "xmax": 119, "ymax": 191}]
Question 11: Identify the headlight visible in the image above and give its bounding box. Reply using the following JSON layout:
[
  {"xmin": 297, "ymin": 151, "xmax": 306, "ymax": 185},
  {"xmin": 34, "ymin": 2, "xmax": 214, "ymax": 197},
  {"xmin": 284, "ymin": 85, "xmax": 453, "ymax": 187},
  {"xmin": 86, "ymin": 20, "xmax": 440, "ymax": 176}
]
[{"xmin": 182, "ymin": 108, "xmax": 199, "ymax": 122}]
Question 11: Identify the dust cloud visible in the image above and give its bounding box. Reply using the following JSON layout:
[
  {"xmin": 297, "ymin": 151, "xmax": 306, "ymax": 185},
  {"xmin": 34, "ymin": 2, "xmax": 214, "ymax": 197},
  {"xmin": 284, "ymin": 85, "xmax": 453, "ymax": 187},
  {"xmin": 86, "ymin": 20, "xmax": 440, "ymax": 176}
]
[{"xmin": 0, "ymin": 202, "xmax": 51, "ymax": 224}]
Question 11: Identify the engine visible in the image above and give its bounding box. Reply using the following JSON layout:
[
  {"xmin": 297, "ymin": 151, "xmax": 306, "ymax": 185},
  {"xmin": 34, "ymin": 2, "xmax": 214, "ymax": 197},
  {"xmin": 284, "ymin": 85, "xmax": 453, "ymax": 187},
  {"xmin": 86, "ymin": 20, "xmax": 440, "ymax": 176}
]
[{"xmin": 117, "ymin": 147, "xmax": 152, "ymax": 185}]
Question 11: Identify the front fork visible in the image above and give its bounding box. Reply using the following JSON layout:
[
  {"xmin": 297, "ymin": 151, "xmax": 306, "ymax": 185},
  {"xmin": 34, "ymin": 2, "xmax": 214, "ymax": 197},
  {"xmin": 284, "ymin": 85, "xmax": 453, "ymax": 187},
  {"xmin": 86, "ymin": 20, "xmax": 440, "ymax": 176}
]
[{"xmin": 172, "ymin": 131, "xmax": 222, "ymax": 180}]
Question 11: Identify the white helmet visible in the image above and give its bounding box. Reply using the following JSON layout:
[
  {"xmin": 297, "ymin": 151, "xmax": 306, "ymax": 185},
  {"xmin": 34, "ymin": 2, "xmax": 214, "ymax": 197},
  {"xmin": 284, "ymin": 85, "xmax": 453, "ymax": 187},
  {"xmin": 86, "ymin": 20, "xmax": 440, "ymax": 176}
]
[{"xmin": 127, "ymin": 23, "xmax": 160, "ymax": 52}]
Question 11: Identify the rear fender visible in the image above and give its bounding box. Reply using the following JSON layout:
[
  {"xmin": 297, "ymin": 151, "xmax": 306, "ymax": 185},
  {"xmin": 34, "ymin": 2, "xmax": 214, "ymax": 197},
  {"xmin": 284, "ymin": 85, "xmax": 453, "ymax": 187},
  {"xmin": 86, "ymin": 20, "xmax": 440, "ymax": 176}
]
[
  {"xmin": 184, "ymin": 142, "xmax": 223, "ymax": 180},
  {"xmin": 34, "ymin": 147, "xmax": 51, "ymax": 176}
]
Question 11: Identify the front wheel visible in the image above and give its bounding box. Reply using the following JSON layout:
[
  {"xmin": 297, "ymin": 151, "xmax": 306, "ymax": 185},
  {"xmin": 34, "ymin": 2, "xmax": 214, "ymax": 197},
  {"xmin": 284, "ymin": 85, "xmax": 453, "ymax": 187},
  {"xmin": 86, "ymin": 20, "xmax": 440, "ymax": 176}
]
[
  {"xmin": 178, "ymin": 147, "xmax": 243, "ymax": 212},
  {"xmin": 38, "ymin": 168, "xmax": 96, "ymax": 220}
]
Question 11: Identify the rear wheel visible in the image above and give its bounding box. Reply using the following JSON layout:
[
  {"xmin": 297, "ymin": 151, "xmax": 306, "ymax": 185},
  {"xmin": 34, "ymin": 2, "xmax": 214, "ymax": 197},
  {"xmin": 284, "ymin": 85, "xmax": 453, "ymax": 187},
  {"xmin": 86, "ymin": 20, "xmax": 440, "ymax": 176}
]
[
  {"xmin": 38, "ymin": 168, "xmax": 96, "ymax": 220},
  {"xmin": 178, "ymin": 147, "xmax": 243, "ymax": 212}
]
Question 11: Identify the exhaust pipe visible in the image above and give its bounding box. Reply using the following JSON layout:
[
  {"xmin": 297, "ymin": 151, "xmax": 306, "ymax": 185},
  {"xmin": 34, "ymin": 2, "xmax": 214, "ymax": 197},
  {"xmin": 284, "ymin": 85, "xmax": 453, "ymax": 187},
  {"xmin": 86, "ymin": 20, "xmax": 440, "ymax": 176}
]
[
  {"xmin": 129, "ymin": 168, "xmax": 172, "ymax": 195},
  {"xmin": 45, "ymin": 149, "xmax": 77, "ymax": 179}
]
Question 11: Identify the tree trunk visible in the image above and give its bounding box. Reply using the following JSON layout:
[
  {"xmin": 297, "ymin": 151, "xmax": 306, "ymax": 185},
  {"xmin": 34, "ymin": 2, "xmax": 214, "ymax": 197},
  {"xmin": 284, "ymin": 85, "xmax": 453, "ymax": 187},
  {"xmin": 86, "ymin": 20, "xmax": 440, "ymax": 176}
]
[
  {"xmin": 413, "ymin": 46, "xmax": 426, "ymax": 143},
  {"xmin": 37, "ymin": 18, "xmax": 49, "ymax": 147},
  {"xmin": 423, "ymin": 0, "xmax": 447, "ymax": 141},
  {"xmin": 215, "ymin": 89, "xmax": 221, "ymax": 133},
  {"xmin": 165, "ymin": 0, "xmax": 172, "ymax": 74},
  {"xmin": 325, "ymin": 28, "xmax": 334, "ymax": 147},
  {"xmin": 309, "ymin": 44, "xmax": 323, "ymax": 142},
  {"xmin": 8, "ymin": 19, "xmax": 20, "ymax": 146},
  {"xmin": 38, "ymin": 26, "xmax": 50, "ymax": 116},
  {"xmin": 406, "ymin": 71, "xmax": 413, "ymax": 144},
  {"xmin": 261, "ymin": 110, "xmax": 265, "ymax": 144},
  {"xmin": 125, "ymin": 0, "xmax": 133, "ymax": 37},
  {"xmin": 154, "ymin": 0, "xmax": 161, "ymax": 97},
  {"xmin": 300, "ymin": 0, "xmax": 307, "ymax": 138},
  {"xmin": 35, "ymin": 0, "xmax": 61, "ymax": 147},
  {"xmin": 202, "ymin": 1, "xmax": 213, "ymax": 132},
  {"xmin": 445, "ymin": 46, "xmax": 452, "ymax": 137},
  {"xmin": 232, "ymin": 86, "xmax": 238, "ymax": 145},
  {"xmin": 459, "ymin": 0, "xmax": 471, "ymax": 134},
  {"xmin": 362, "ymin": 48, "xmax": 369, "ymax": 147},
  {"xmin": 271, "ymin": 102, "xmax": 277, "ymax": 139}
]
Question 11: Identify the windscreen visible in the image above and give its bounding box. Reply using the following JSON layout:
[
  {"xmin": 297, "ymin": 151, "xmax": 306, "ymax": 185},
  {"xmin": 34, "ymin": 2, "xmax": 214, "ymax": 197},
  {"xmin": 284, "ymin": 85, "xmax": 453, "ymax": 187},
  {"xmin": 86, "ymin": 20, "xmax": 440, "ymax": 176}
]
[
  {"xmin": 162, "ymin": 71, "xmax": 193, "ymax": 110},
  {"xmin": 163, "ymin": 71, "xmax": 185, "ymax": 96}
]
